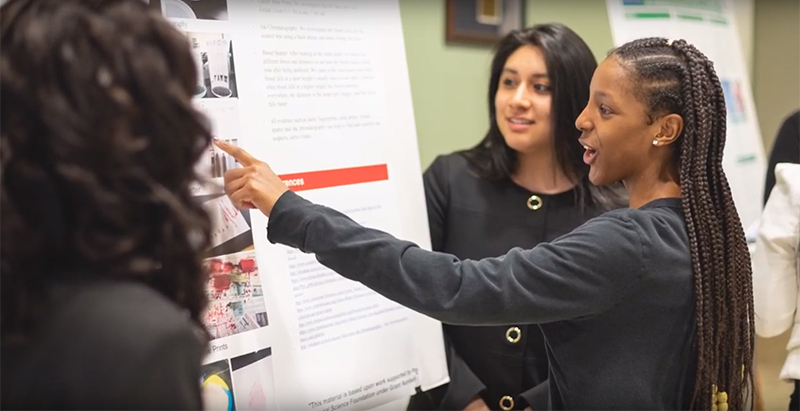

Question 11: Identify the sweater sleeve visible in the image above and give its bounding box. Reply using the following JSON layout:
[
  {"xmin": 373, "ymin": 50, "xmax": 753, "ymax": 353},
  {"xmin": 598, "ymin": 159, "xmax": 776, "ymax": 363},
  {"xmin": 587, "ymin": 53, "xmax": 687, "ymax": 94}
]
[
  {"xmin": 753, "ymin": 163, "xmax": 800, "ymax": 338},
  {"xmin": 267, "ymin": 191, "xmax": 645, "ymax": 325},
  {"xmin": 518, "ymin": 379, "xmax": 549, "ymax": 410}
]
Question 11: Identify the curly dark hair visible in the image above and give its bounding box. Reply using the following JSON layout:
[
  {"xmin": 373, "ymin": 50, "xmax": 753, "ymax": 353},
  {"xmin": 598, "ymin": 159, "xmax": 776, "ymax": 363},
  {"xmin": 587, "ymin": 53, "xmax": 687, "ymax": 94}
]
[
  {"xmin": 1, "ymin": 0, "xmax": 213, "ymax": 342},
  {"xmin": 611, "ymin": 38, "xmax": 754, "ymax": 411}
]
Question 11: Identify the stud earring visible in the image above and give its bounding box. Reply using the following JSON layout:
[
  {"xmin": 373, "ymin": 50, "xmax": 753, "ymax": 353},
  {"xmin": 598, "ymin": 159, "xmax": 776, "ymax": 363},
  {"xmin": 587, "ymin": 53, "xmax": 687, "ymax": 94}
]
[{"xmin": 652, "ymin": 139, "xmax": 659, "ymax": 146}]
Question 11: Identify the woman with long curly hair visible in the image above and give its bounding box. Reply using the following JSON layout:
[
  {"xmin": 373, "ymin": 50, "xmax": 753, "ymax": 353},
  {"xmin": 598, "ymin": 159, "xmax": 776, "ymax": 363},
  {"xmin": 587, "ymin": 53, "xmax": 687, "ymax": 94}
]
[
  {"xmin": 215, "ymin": 36, "xmax": 754, "ymax": 410},
  {"xmin": 1, "ymin": 0, "xmax": 213, "ymax": 408}
]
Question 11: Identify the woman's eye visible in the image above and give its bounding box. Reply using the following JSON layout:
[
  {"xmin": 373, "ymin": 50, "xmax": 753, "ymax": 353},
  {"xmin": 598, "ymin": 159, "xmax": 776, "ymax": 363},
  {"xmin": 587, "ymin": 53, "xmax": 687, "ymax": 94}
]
[
  {"xmin": 599, "ymin": 105, "xmax": 612, "ymax": 115},
  {"xmin": 533, "ymin": 84, "xmax": 551, "ymax": 92}
]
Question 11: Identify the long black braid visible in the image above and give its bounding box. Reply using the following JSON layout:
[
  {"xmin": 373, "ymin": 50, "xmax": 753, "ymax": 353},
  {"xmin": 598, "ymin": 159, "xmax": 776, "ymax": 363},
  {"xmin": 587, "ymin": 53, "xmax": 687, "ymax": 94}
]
[{"xmin": 612, "ymin": 37, "xmax": 754, "ymax": 411}]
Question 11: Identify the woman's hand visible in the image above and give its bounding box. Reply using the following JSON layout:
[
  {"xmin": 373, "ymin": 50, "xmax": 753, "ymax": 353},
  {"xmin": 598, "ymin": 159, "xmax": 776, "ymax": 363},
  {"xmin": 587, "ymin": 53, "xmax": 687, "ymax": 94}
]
[{"xmin": 213, "ymin": 140, "xmax": 288, "ymax": 217}]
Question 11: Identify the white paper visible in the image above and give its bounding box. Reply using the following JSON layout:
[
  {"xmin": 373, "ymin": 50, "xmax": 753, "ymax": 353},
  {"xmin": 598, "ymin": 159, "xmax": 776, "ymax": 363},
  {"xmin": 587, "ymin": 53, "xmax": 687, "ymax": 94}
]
[
  {"xmin": 166, "ymin": 0, "xmax": 448, "ymax": 409},
  {"xmin": 253, "ymin": 182, "xmax": 419, "ymax": 409},
  {"xmin": 231, "ymin": 349, "xmax": 277, "ymax": 411},
  {"xmin": 203, "ymin": 195, "xmax": 250, "ymax": 249}
]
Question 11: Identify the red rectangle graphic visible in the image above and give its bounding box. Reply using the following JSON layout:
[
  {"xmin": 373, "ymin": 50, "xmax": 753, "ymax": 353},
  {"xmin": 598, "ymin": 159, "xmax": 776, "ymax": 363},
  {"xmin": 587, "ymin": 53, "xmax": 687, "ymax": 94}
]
[{"xmin": 278, "ymin": 164, "xmax": 389, "ymax": 192}]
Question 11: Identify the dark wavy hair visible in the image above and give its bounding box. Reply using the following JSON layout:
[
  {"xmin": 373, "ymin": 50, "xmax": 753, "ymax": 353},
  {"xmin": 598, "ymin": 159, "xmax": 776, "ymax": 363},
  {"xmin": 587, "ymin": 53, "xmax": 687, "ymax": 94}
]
[
  {"xmin": 611, "ymin": 38, "xmax": 754, "ymax": 411},
  {"xmin": 463, "ymin": 23, "xmax": 627, "ymax": 211},
  {"xmin": 0, "ymin": 0, "xmax": 213, "ymax": 342}
]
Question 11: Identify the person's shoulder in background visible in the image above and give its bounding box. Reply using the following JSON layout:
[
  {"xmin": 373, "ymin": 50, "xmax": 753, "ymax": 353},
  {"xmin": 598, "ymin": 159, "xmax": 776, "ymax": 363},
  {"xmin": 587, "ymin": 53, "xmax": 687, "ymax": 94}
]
[
  {"xmin": 425, "ymin": 151, "xmax": 477, "ymax": 180},
  {"xmin": 753, "ymin": 162, "xmax": 800, "ymax": 338},
  {"xmin": 422, "ymin": 151, "xmax": 484, "ymax": 207},
  {"xmin": 1, "ymin": 279, "xmax": 205, "ymax": 410},
  {"xmin": 763, "ymin": 109, "xmax": 800, "ymax": 205}
]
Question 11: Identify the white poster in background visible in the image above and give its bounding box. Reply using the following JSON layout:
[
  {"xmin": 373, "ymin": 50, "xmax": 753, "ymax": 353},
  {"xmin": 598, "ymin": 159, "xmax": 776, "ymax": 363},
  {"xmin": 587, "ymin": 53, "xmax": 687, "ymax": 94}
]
[
  {"xmin": 605, "ymin": 0, "xmax": 767, "ymax": 230},
  {"xmin": 160, "ymin": 0, "xmax": 448, "ymax": 409}
]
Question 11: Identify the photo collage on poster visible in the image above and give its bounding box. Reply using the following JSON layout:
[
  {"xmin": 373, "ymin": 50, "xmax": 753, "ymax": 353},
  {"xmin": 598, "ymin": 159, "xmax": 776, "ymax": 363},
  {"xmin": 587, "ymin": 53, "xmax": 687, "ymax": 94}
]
[
  {"xmin": 201, "ymin": 349, "xmax": 277, "ymax": 411},
  {"xmin": 149, "ymin": 1, "xmax": 278, "ymax": 410}
]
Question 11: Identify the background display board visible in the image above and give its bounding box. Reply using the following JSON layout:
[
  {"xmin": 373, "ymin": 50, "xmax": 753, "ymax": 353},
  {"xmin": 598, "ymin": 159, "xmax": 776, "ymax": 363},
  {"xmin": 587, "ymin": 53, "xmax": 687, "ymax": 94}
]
[{"xmin": 155, "ymin": 0, "xmax": 450, "ymax": 409}]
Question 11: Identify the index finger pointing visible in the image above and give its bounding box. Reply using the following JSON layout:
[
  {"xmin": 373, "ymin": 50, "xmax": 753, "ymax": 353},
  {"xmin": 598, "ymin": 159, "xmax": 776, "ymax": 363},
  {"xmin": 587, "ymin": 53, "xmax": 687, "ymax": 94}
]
[{"xmin": 214, "ymin": 139, "xmax": 258, "ymax": 167}]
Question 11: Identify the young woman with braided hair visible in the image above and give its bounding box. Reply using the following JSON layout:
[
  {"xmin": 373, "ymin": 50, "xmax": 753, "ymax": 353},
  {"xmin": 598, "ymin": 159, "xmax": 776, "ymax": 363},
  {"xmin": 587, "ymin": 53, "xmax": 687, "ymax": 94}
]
[
  {"xmin": 215, "ymin": 36, "xmax": 753, "ymax": 410},
  {"xmin": 607, "ymin": 38, "xmax": 754, "ymax": 410}
]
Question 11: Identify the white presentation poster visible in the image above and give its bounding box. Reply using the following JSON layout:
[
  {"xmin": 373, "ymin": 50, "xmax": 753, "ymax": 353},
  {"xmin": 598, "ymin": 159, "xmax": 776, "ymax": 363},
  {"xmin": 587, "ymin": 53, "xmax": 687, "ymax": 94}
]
[
  {"xmin": 156, "ymin": 0, "xmax": 449, "ymax": 409},
  {"xmin": 605, "ymin": 0, "xmax": 767, "ymax": 230}
]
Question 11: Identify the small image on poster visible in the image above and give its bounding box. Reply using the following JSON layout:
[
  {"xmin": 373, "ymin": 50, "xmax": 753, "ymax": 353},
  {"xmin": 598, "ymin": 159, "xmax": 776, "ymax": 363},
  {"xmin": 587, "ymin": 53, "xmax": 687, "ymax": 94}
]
[
  {"xmin": 200, "ymin": 188, "xmax": 254, "ymax": 257},
  {"xmin": 230, "ymin": 348, "xmax": 276, "ymax": 411},
  {"xmin": 202, "ymin": 359, "xmax": 236, "ymax": 411},
  {"xmin": 191, "ymin": 137, "xmax": 242, "ymax": 196},
  {"xmin": 186, "ymin": 32, "xmax": 238, "ymax": 100},
  {"xmin": 209, "ymin": 138, "xmax": 240, "ymax": 179},
  {"xmin": 162, "ymin": 0, "xmax": 229, "ymax": 21},
  {"xmin": 203, "ymin": 250, "xmax": 269, "ymax": 339},
  {"xmin": 720, "ymin": 78, "xmax": 747, "ymax": 123}
]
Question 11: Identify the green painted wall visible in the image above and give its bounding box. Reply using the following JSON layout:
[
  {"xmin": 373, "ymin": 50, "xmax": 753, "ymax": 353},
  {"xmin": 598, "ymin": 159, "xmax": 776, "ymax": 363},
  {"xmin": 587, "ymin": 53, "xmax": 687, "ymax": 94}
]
[
  {"xmin": 399, "ymin": 0, "xmax": 617, "ymax": 169},
  {"xmin": 753, "ymin": 0, "xmax": 800, "ymax": 151},
  {"xmin": 398, "ymin": 0, "xmax": 491, "ymax": 169},
  {"xmin": 400, "ymin": 0, "xmax": 784, "ymax": 170},
  {"xmin": 524, "ymin": 0, "xmax": 615, "ymax": 62}
]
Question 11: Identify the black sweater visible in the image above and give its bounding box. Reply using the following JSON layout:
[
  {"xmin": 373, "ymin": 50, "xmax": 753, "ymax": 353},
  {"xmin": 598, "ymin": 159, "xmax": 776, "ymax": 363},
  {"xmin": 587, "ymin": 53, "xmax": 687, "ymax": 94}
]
[
  {"xmin": 1, "ymin": 280, "xmax": 204, "ymax": 410},
  {"xmin": 267, "ymin": 191, "xmax": 697, "ymax": 410},
  {"xmin": 416, "ymin": 153, "xmax": 607, "ymax": 410}
]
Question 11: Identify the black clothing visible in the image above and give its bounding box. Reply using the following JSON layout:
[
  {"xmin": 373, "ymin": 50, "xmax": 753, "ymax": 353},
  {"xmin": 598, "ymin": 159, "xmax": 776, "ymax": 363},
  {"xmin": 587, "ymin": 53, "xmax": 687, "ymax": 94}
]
[
  {"xmin": 1, "ymin": 279, "xmax": 205, "ymax": 410},
  {"xmin": 267, "ymin": 192, "xmax": 698, "ymax": 410},
  {"xmin": 410, "ymin": 153, "xmax": 606, "ymax": 410}
]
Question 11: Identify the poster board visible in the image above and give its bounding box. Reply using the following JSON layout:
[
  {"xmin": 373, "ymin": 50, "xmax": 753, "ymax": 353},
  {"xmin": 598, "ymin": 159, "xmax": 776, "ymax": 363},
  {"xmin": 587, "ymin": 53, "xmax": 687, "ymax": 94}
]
[
  {"xmin": 153, "ymin": 0, "xmax": 449, "ymax": 409},
  {"xmin": 605, "ymin": 0, "xmax": 767, "ymax": 230}
]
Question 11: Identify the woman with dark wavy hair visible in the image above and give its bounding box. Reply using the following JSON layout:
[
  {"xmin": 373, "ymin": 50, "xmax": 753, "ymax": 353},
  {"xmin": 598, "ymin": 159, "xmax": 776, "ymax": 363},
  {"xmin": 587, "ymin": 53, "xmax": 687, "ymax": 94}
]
[{"xmin": 1, "ymin": 0, "xmax": 213, "ymax": 409}]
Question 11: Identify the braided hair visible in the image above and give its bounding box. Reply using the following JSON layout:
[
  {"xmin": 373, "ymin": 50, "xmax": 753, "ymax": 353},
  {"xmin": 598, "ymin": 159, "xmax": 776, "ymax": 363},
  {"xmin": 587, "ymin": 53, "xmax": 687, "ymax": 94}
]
[{"xmin": 611, "ymin": 38, "xmax": 753, "ymax": 410}]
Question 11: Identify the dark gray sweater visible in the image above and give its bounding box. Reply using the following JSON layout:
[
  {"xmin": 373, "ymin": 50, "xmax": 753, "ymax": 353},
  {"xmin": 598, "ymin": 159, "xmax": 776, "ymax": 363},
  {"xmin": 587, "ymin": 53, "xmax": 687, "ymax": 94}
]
[{"xmin": 267, "ymin": 191, "xmax": 698, "ymax": 410}]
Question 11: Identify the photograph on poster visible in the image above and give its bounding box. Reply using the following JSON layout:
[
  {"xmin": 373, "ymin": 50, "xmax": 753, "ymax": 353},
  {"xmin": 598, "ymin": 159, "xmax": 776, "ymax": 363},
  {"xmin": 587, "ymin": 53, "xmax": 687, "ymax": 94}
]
[
  {"xmin": 209, "ymin": 138, "xmax": 240, "ymax": 179},
  {"xmin": 190, "ymin": 135, "xmax": 242, "ymax": 197},
  {"xmin": 162, "ymin": 0, "xmax": 228, "ymax": 21},
  {"xmin": 201, "ymin": 359, "xmax": 237, "ymax": 411},
  {"xmin": 196, "ymin": 136, "xmax": 252, "ymax": 254},
  {"xmin": 231, "ymin": 348, "xmax": 276, "ymax": 411},
  {"xmin": 186, "ymin": 32, "xmax": 238, "ymax": 99},
  {"xmin": 201, "ymin": 190, "xmax": 254, "ymax": 257},
  {"xmin": 721, "ymin": 78, "xmax": 747, "ymax": 123},
  {"xmin": 203, "ymin": 250, "xmax": 269, "ymax": 340}
]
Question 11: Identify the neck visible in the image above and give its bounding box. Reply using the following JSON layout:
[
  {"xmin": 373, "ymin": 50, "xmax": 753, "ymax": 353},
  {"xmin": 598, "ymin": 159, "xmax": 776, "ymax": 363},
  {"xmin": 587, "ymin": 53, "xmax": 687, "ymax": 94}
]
[
  {"xmin": 624, "ymin": 164, "xmax": 681, "ymax": 208},
  {"xmin": 510, "ymin": 150, "xmax": 575, "ymax": 194}
]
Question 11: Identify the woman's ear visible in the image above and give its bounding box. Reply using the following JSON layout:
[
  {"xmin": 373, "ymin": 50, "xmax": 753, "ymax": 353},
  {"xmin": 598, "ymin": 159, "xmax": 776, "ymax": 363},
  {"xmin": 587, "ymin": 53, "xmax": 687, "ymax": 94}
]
[{"xmin": 653, "ymin": 113, "xmax": 684, "ymax": 146}]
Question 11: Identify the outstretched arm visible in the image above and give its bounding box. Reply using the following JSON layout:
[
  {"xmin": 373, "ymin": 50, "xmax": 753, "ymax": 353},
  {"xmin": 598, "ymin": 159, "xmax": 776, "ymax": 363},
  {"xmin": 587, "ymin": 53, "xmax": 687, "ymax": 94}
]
[
  {"xmin": 215, "ymin": 140, "xmax": 644, "ymax": 326},
  {"xmin": 268, "ymin": 191, "xmax": 642, "ymax": 325}
]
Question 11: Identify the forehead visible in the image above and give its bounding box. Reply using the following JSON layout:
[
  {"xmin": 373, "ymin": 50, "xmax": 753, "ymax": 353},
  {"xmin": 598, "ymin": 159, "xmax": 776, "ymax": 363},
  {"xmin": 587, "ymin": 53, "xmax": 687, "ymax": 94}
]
[
  {"xmin": 503, "ymin": 45, "xmax": 547, "ymax": 74},
  {"xmin": 591, "ymin": 57, "xmax": 636, "ymax": 99}
]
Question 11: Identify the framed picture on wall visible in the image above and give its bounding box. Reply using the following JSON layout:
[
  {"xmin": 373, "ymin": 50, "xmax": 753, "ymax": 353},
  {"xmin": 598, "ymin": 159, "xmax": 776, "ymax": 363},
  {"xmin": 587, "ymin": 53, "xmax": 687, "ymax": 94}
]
[{"xmin": 446, "ymin": 0, "xmax": 525, "ymax": 45}]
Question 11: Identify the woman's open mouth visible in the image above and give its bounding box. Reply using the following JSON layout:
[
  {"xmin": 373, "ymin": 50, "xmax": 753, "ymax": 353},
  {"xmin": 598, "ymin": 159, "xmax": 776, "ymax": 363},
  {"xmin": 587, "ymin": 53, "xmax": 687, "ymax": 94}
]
[{"xmin": 582, "ymin": 145, "xmax": 598, "ymax": 165}]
